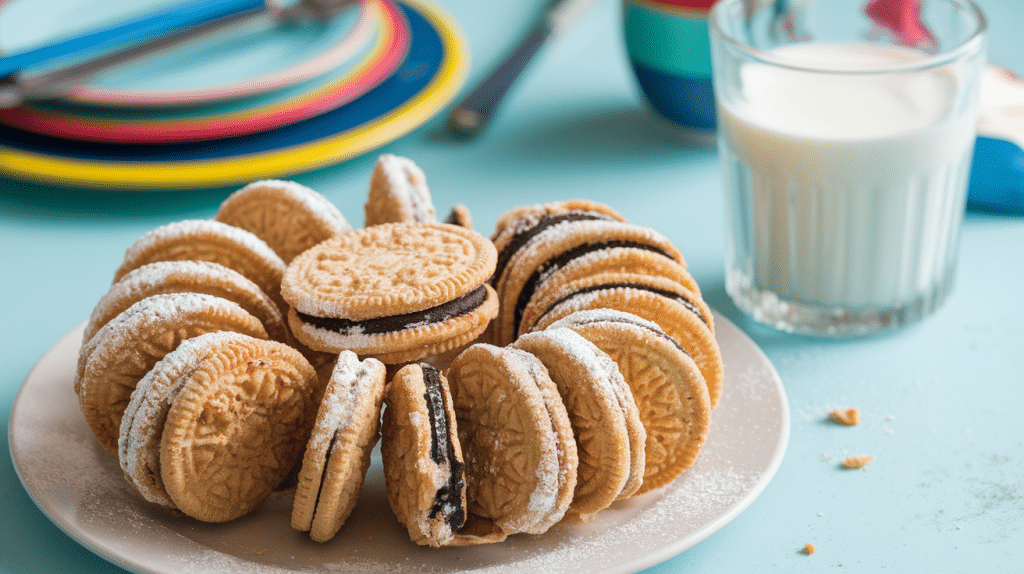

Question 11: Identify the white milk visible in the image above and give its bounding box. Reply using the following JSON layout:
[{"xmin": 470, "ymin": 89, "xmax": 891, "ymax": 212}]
[{"xmin": 719, "ymin": 42, "xmax": 977, "ymax": 309}]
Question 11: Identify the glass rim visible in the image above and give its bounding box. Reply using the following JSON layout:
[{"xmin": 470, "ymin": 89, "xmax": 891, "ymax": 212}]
[{"xmin": 708, "ymin": 0, "xmax": 988, "ymax": 75}]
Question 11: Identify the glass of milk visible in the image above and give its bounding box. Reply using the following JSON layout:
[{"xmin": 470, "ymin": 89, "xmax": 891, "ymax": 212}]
[{"xmin": 709, "ymin": 0, "xmax": 987, "ymax": 336}]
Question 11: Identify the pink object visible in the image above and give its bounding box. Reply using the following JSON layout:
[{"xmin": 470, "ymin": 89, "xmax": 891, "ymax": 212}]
[{"xmin": 865, "ymin": 0, "xmax": 937, "ymax": 50}]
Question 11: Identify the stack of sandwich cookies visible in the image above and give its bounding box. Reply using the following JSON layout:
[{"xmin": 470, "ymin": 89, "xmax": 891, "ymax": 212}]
[
  {"xmin": 215, "ymin": 179, "xmax": 353, "ymax": 264},
  {"xmin": 82, "ymin": 260, "xmax": 290, "ymax": 349},
  {"xmin": 148, "ymin": 332, "xmax": 317, "ymax": 522},
  {"xmin": 511, "ymin": 329, "xmax": 645, "ymax": 521},
  {"xmin": 526, "ymin": 271, "xmax": 724, "ymax": 409},
  {"xmin": 281, "ymin": 222, "xmax": 499, "ymax": 364},
  {"xmin": 291, "ymin": 351, "xmax": 386, "ymax": 543},
  {"xmin": 490, "ymin": 217, "xmax": 685, "ymax": 346},
  {"xmin": 446, "ymin": 344, "xmax": 577, "ymax": 536},
  {"xmin": 546, "ymin": 309, "xmax": 712, "ymax": 495},
  {"xmin": 76, "ymin": 292, "xmax": 269, "ymax": 453},
  {"xmin": 490, "ymin": 199, "xmax": 628, "ymax": 251},
  {"xmin": 111, "ymin": 219, "xmax": 288, "ymax": 313},
  {"xmin": 381, "ymin": 362, "xmax": 469, "ymax": 547}
]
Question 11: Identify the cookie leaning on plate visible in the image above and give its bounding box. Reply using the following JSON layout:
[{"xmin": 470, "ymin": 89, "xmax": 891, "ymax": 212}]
[
  {"xmin": 291, "ymin": 350, "xmax": 386, "ymax": 543},
  {"xmin": 157, "ymin": 333, "xmax": 319, "ymax": 522},
  {"xmin": 447, "ymin": 343, "xmax": 577, "ymax": 536},
  {"xmin": 547, "ymin": 309, "xmax": 711, "ymax": 495},
  {"xmin": 215, "ymin": 179, "xmax": 353, "ymax": 264},
  {"xmin": 381, "ymin": 362, "xmax": 469, "ymax": 547},
  {"xmin": 281, "ymin": 222, "xmax": 499, "ymax": 364}
]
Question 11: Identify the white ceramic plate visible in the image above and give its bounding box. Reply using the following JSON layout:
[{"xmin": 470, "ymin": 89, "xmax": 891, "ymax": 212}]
[{"xmin": 8, "ymin": 311, "xmax": 788, "ymax": 574}]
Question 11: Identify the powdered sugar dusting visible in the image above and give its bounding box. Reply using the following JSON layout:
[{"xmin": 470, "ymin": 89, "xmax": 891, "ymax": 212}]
[
  {"xmin": 226, "ymin": 179, "xmax": 352, "ymax": 233},
  {"xmin": 122, "ymin": 220, "xmax": 282, "ymax": 269}
]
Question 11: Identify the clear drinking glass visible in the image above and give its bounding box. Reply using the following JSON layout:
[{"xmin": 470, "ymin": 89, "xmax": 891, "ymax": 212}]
[{"xmin": 709, "ymin": 0, "xmax": 987, "ymax": 336}]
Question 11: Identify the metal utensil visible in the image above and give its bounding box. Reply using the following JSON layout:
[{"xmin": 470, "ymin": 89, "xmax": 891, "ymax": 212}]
[
  {"xmin": 0, "ymin": 0, "xmax": 356, "ymax": 108},
  {"xmin": 447, "ymin": 0, "xmax": 597, "ymax": 137}
]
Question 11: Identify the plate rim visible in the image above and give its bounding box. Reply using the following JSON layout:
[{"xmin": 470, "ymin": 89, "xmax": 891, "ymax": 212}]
[{"xmin": 8, "ymin": 310, "xmax": 789, "ymax": 574}]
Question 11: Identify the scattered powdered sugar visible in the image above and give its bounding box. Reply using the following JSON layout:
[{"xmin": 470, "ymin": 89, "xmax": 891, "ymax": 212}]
[
  {"xmin": 225, "ymin": 179, "xmax": 352, "ymax": 233},
  {"xmin": 374, "ymin": 154, "xmax": 436, "ymax": 223},
  {"xmin": 122, "ymin": 219, "xmax": 282, "ymax": 268}
]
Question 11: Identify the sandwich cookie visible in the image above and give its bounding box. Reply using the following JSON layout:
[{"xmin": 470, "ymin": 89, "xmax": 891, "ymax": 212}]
[
  {"xmin": 447, "ymin": 344, "xmax": 577, "ymax": 535},
  {"xmin": 77, "ymin": 292, "xmax": 268, "ymax": 453},
  {"xmin": 215, "ymin": 179, "xmax": 353, "ymax": 264},
  {"xmin": 511, "ymin": 328, "xmax": 645, "ymax": 520},
  {"xmin": 118, "ymin": 331, "xmax": 316, "ymax": 511},
  {"xmin": 547, "ymin": 309, "xmax": 711, "ymax": 495},
  {"xmin": 83, "ymin": 260, "xmax": 289, "ymax": 348},
  {"xmin": 282, "ymin": 222, "xmax": 499, "ymax": 364},
  {"xmin": 111, "ymin": 219, "xmax": 288, "ymax": 313},
  {"xmin": 491, "ymin": 219, "xmax": 685, "ymax": 346},
  {"xmin": 527, "ymin": 272, "xmax": 724, "ymax": 409},
  {"xmin": 381, "ymin": 362, "xmax": 468, "ymax": 547},
  {"xmin": 156, "ymin": 333, "xmax": 319, "ymax": 522},
  {"xmin": 291, "ymin": 350, "xmax": 386, "ymax": 542},
  {"xmin": 490, "ymin": 199, "xmax": 627, "ymax": 251},
  {"xmin": 443, "ymin": 204, "xmax": 474, "ymax": 230},
  {"xmin": 364, "ymin": 154, "xmax": 437, "ymax": 226}
]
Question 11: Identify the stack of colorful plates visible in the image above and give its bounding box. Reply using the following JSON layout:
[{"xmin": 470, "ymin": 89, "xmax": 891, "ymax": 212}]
[{"xmin": 0, "ymin": 0, "xmax": 469, "ymax": 189}]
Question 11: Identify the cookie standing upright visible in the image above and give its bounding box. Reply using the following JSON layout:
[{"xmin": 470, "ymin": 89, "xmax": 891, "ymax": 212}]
[
  {"xmin": 77, "ymin": 292, "xmax": 269, "ymax": 453},
  {"xmin": 364, "ymin": 154, "xmax": 437, "ymax": 226},
  {"xmin": 291, "ymin": 351, "xmax": 386, "ymax": 543},
  {"xmin": 158, "ymin": 334, "xmax": 319, "ymax": 522},
  {"xmin": 381, "ymin": 362, "xmax": 468, "ymax": 547},
  {"xmin": 215, "ymin": 179, "xmax": 353, "ymax": 264},
  {"xmin": 547, "ymin": 309, "xmax": 712, "ymax": 495},
  {"xmin": 446, "ymin": 343, "xmax": 577, "ymax": 536},
  {"xmin": 282, "ymin": 222, "xmax": 499, "ymax": 364},
  {"xmin": 511, "ymin": 328, "xmax": 645, "ymax": 520}
]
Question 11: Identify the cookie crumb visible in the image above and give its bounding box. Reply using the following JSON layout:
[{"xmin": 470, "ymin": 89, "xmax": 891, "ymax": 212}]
[
  {"xmin": 801, "ymin": 543, "xmax": 816, "ymax": 555},
  {"xmin": 841, "ymin": 454, "xmax": 875, "ymax": 469},
  {"xmin": 829, "ymin": 407, "xmax": 860, "ymax": 426}
]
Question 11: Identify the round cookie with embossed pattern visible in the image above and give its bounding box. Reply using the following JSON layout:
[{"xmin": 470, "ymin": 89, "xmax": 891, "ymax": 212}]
[
  {"xmin": 282, "ymin": 222, "xmax": 498, "ymax": 364},
  {"xmin": 511, "ymin": 328, "xmax": 644, "ymax": 520},
  {"xmin": 216, "ymin": 179, "xmax": 353, "ymax": 264},
  {"xmin": 77, "ymin": 292, "xmax": 268, "ymax": 453},
  {"xmin": 381, "ymin": 362, "xmax": 470, "ymax": 547},
  {"xmin": 291, "ymin": 350, "xmax": 386, "ymax": 542},
  {"xmin": 160, "ymin": 334, "xmax": 318, "ymax": 523},
  {"xmin": 446, "ymin": 343, "xmax": 577, "ymax": 536},
  {"xmin": 547, "ymin": 309, "xmax": 711, "ymax": 495}
]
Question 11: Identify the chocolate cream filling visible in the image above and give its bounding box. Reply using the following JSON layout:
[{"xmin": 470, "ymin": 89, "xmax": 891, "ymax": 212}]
[
  {"xmin": 513, "ymin": 241, "xmax": 677, "ymax": 334},
  {"xmin": 297, "ymin": 285, "xmax": 488, "ymax": 335},
  {"xmin": 420, "ymin": 363, "xmax": 466, "ymax": 531},
  {"xmin": 571, "ymin": 314, "xmax": 691, "ymax": 357},
  {"xmin": 492, "ymin": 211, "xmax": 618, "ymax": 284},
  {"xmin": 540, "ymin": 282, "xmax": 709, "ymax": 328}
]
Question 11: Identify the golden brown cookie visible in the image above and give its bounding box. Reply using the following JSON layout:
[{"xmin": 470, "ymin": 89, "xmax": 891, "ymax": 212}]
[
  {"xmin": 527, "ymin": 272, "xmax": 724, "ymax": 409},
  {"xmin": 547, "ymin": 309, "xmax": 711, "ymax": 495},
  {"xmin": 446, "ymin": 343, "xmax": 577, "ymax": 535},
  {"xmin": 160, "ymin": 334, "xmax": 318, "ymax": 522},
  {"xmin": 364, "ymin": 154, "xmax": 437, "ymax": 226},
  {"xmin": 77, "ymin": 292, "xmax": 268, "ymax": 453},
  {"xmin": 215, "ymin": 179, "xmax": 353, "ymax": 264},
  {"xmin": 381, "ymin": 362, "xmax": 467, "ymax": 547},
  {"xmin": 511, "ymin": 328, "xmax": 642, "ymax": 520},
  {"xmin": 83, "ymin": 260, "xmax": 289, "ymax": 348},
  {"xmin": 490, "ymin": 199, "xmax": 628, "ymax": 250},
  {"xmin": 111, "ymin": 219, "xmax": 288, "ymax": 313},
  {"xmin": 291, "ymin": 350, "xmax": 386, "ymax": 542},
  {"xmin": 491, "ymin": 219, "xmax": 685, "ymax": 346},
  {"xmin": 443, "ymin": 204, "xmax": 474, "ymax": 230},
  {"xmin": 282, "ymin": 222, "xmax": 498, "ymax": 364}
]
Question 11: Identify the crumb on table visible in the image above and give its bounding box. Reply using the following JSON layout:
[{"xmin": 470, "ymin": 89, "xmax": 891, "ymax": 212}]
[
  {"xmin": 829, "ymin": 407, "xmax": 860, "ymax": 426},
  {"xmin": 841, "ymin": 454, "xmax": 875, "ymax": 469},
  {"xmin": 801, "ymin": 543, "xmax": 816, "ymax": 555}
]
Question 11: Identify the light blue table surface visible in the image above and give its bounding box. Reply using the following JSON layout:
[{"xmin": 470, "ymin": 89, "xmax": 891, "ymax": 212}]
[{"xmin": 3, "ymin": 0, "xmax": 1022, "ymax": 572}]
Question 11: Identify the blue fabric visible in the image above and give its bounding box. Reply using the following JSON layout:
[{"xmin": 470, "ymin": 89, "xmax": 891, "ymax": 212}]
[{"xmin": 968, "ymin": 136, "xmax": 1024, "ymax": 214}]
